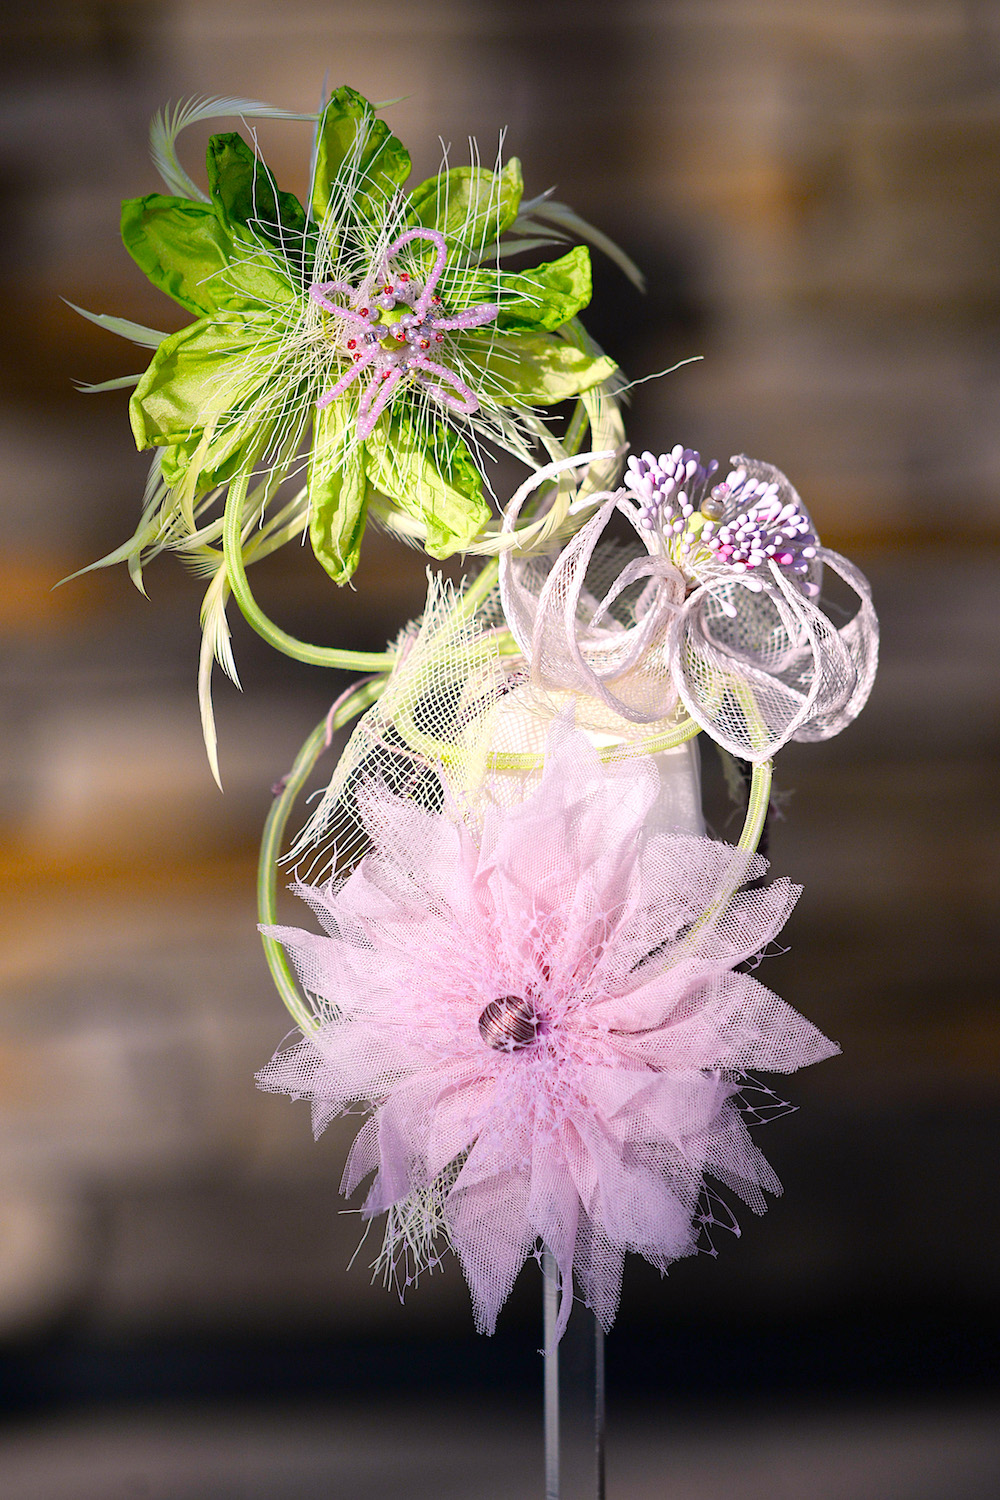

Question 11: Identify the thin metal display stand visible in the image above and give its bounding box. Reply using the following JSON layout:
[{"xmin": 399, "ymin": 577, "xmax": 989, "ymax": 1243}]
[
  {"xmin": 537, "ymin": 760, "xmax": 773, "ymax": 1497},
  {"xmin": 542, "ymin": 1251, "xmax": 606, "ymax": 1500}
]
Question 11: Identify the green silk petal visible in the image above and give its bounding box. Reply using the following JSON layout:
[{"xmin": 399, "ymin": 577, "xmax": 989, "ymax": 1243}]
[
  {"xmin": 131, "ymin": 316, "xmax": 264, "ymax": 446},
  {"xmin": 158, "ymin": 410, "xmax": 287, "ymax": 492},
  {"xmin": 130, "ymin": 315, "xmax": 287, "ymax": 486},
  {"xmin": 494, "ymin": 246, "xmax": 594, "ymax": 332},
  {"xmin": 121, "ymin": 195, "xmax": 237, "ymax": 316},
  {"xmin": 207, "ymin": 132, "xmax": 307, "ymax": 237},
  {"xmin": 311, "ymin": 86, "xmax": 411, "ymax": 227},
  {"xmin": 364, "ymin": 415, "xmax": 490, "ymax": 558},
  {"xmin": 463, "ymin": 330, "xmax": 617, "ymax": 405},
  {"xmin": 406, "ymin": 158, "xmax": 523, "ymax": 259},
  {"xmin": 122, "ymin": 191, "xmax": 296, "ymax": 317},
  {"xmin": 438, "ymin": 246, "xmax": 594, "ymax": 334},
  {"xmin": 206, "ymin": 132, "xmax": 314, "ymax": 279},
  {"xmin": 308, "ymin": 404, "xmax": 370, "ymax": 584}
]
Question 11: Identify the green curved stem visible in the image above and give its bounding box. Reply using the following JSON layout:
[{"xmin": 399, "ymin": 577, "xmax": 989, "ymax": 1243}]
[
  {"xmin": 736, "ymin": 757, "xmax": 772, "ymax": 854},
  {"xmin": 455, "ymin": 557, "xmax": 500, "ymax": 620},
  {"xmin": 257, "ymin": 676, "xmax": 386, "ymax": 1030},
  {"xmin": 487, "ymin": 715, "xmax": 701, "ymax": 772},
  {"xmin": 222, "ymin": 469, "xmax": 395, "ymax": 671},
  {"xmin": 650, "ymin": 751, "xmax": 774, "ymax": 973}
]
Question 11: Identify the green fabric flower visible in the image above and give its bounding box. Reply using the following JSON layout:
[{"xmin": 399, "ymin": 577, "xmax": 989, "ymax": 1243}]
[{"xmin": 123, "ymin": 86, "xmax": 616, "ymax": 582}]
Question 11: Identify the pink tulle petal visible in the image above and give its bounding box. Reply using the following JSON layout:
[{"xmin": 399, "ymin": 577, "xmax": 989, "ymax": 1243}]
[
  {"xmin": 424, "ymin": 1068, "xmax": 494, "ymax": 1178},
  {"xmin": 364, "ymin": 1074, "xmax": 445, "ymax": 1215},
  {"xmin": 701, "ymin": 1102, "xmax": 783, "ymax": 1214},
  {"xmin": 341, "ymin": 1114, "xmax": 379, "ymax": 1195},
  {"xmin": 616, "ymin": 972, "xmax": 840, "ymax": 1075},
  {"xmin": 573, "ymin": 1216, "xmax": 627, "ymax": 1331},
  {"xmin": 527, "ymin": 1133, "xmax": 580, "ymax": 1340},
  {"xmin": 449, "ymin": 1144, "xmax": 533, "ymax": 1336}
]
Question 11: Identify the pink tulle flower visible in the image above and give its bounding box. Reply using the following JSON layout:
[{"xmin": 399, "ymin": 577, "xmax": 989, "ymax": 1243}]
[{"xmin": 257, "ymin": 728, "xmax": 837, "ymax": 1338}]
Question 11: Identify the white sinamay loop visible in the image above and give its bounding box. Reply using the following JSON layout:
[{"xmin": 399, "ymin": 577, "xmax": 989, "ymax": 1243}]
[
  {"xmin": 790, "ymin": 548, "xmax": 879, "ymax": 742},
  {"xmin": 499, "ymin": 450, "xmax": 617, "ymax": 655},
  {"xmin": 670, "ymin": 547, "xmax": 877, "ymax": 761},
  {"xmin": 669, "ymin": 572, "xmax": 820, "ymax": 760},
  {"xmin": 533, "ymin": 497, "xmax": 684, "ymax": 721},
  {"xmin": 500, "ymin": 464, "xmax": 684, "ymax": 724}
]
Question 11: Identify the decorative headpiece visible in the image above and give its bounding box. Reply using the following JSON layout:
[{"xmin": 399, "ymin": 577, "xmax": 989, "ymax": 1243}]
[{"xmin": 77, "ymin": 82, "xmax": 878, "ymax": 1490}]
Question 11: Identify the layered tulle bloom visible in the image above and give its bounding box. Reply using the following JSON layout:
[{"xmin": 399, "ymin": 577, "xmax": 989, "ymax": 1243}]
[
  {"xmin": 500, "ymin": 447, "xmax": 879, "ymax": 760},
  {"xmin": 257, "ymin": 727, "xmax": 837, "ymax": 1337}
]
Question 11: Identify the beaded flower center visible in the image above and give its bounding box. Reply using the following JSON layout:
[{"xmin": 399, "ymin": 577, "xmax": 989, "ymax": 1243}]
[
  {"xmin": 625, "ymin": 447, "xmax": 819, "ymax": 595},
  {"xmin": 309, "ymin": 227, "xmax": 499, "ymax": 440}
]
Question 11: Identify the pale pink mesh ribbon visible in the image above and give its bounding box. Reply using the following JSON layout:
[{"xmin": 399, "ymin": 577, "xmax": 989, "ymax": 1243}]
[
  {"xmin": 499, "ymin": 454, "xmax": 879, "ymax": 760},
  {"xmin": 257, "ymin": 726, "xmax": 837, "ymax": 1339}
]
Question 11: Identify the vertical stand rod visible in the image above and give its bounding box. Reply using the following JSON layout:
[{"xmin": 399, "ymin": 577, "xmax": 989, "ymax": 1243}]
[
  {"xmin": 542, "ymin": 1254, "xmax": 607, "ymax": 1500},
  {"xmin": 543, "ymin": 1248, "xmax": 560, "ymax": 1500},
  {"xmin": 594, "ymin": 1317, "xmax": 606, "ymax": 1500}
]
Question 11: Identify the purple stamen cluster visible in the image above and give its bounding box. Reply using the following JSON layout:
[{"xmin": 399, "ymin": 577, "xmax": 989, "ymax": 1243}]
[
  {"xmin": 702, "ymin": 467, "xmax": 818, "ymax": 593},
  {"xmin": 626, "ymin": 448, "xmax": 719, "ymax": 561},
  {"xmin": 625, "ymin": 448, "xmax": 819, "ymax": 594}
]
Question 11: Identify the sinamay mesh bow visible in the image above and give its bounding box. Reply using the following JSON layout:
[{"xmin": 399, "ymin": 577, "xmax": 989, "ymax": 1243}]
[{"xmin": 76, "ymin": 84, "xmax": 877, "ymax": 1496}]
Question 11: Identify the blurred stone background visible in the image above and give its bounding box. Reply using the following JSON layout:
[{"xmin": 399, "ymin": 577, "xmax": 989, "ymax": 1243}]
[{"xmin": 0, "ymin": 0, "xmax": 998, "ymax": 1495}]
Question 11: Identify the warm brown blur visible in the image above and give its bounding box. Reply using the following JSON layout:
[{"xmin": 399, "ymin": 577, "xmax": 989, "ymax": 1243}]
[{"xmin": 0, "ymin": 3, "xmax": 997, "ymax": 1496}]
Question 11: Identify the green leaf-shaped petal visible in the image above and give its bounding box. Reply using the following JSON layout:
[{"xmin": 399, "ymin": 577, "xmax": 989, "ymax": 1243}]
[
  {"xmin": 206, "ymin": 132, "xmax": 314, "ymax": 279},
  {"xmin": 407, "ymin": 158, "xmax": 523, "ymax": 261},
  {"xmin": 130, "ymin": 314, "xmax": 288, "ymax": 488},
  {"xmin": 308, "ymin": 404, "xmax": 369, "ymax": 584},
  {"xmin": 312, "ymin": 86, "xmax": 411, "ymax": 227},
  {"xmin": 464, "ymin": 330, "xmax": 616, "ymax": 405},
  {"xmin": 207, "ymin": 132, "xmax": 306, "ymax": 237},
  {"xmin": 438, "ymin": 246, "xmax": 593, "ymax": 335},
  {"xmin": 122, "ymin": 191, "xmax": 297, "ymax": 315},
  {"xmin": 121, "ymin": 195, "xmax": 236, "ymax": 316},
  {"xmin": 364, "ymin": 414, "xmax": 489, "ymax": 558},
  {"xmin": 495, "ymin": 245, "xmax": 593, "ymax": 332}
]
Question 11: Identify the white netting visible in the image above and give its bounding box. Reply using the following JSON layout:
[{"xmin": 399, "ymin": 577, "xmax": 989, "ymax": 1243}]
[
  {"xmin": 501, "ymin": 492, "xmax": 687, "ymax": 726},
  {"xmin": 292, "ymin": 561, "xmax": 699, "ymax": 879},
  {"xmin": 290, "ymin": 572, "xmax": 507, "ymax": 876}
]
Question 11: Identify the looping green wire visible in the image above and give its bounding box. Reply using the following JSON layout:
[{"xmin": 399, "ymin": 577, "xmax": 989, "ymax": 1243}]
[
  {"xmin": 737, "ymin": 757, "xmax": 772, "ymax": 853},
  {"xmin": 222, "ymin": 470, "xmax": 396, "ymax": 672},
  {"xmin": 257, "ymin": 676, "xmax": 386, "ymax": 1031}
]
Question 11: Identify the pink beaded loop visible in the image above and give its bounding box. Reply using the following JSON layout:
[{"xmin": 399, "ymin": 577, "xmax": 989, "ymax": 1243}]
[{"xmin": 309, "ymin": 227, "xmax": 499, "ymax": 437}]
